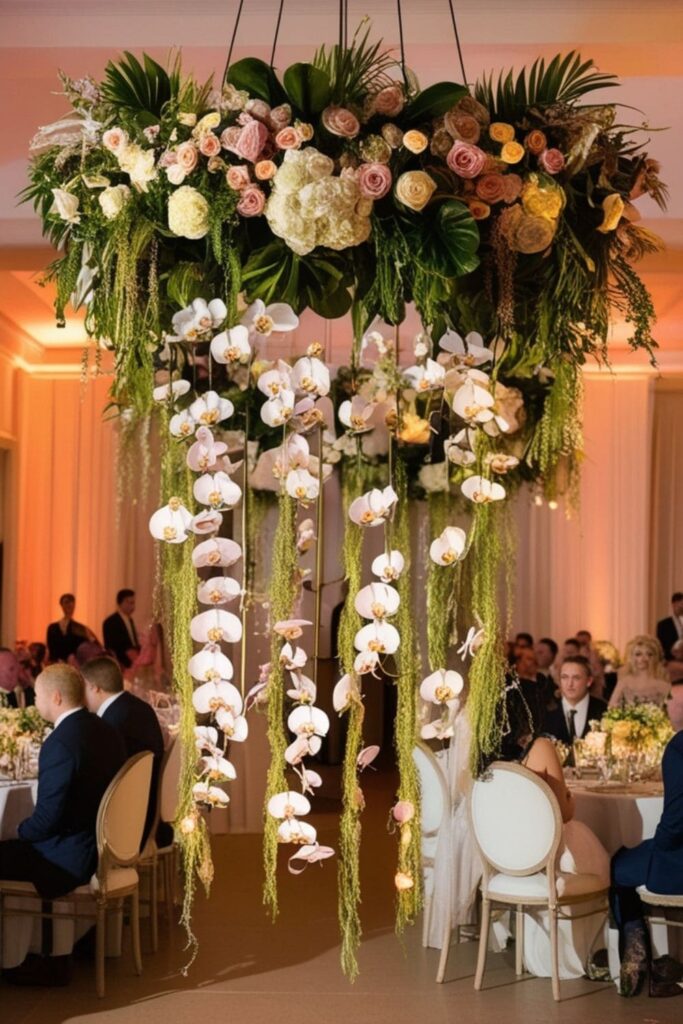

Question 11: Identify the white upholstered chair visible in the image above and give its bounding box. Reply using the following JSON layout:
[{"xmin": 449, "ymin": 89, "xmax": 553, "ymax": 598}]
[
  {"xmin": 637, "ymin": 885, "xmax": 683, "ymax": 955},
  {"xmin": 470, "ymin": 761, "xmax": 609, "ymax": 1001},
  {"xmin": 138, "ymin": 737, "xmax": 181, "ymax": 950},
  {"xmin": 0, "ymin": 751, "xmax": 154, "ymax": 998}
]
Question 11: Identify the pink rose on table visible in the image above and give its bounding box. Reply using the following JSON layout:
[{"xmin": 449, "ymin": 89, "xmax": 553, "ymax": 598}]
[
  {"xmin": 539, "ymin": 148, "xmax": 565, "ymax": 175},
  {"xmin": 226, "ymin": 164, "xmax": 251, "ymax": 191},
  {"xmin": 199, "ymin": 133, "xmax": 221, "ymax": 158},
  {"xmin": 322, "ymin": 106, "xmax": 360, "ymax": 138},
  {"xmin": 236, "ymin": 119, "xmax": 269, "ymax": 162},
  {"xmin": 236, "ymin": 185, "xmax": 265, "ymax": 217},
  {"xmin": 275, "ymin": 126, "xmax": 301, "ymax": 150},
  {"xmin": 269, "ymin": 104, "xmax": 292, "ymax": 131},
  {"xmin": 358, "ymin": 162, "xmax": 392, "ymax": 200},
  {"xmin": 102, "ymin": 127, "xmax": 128, "ymax": 153},
  {"xmin": 446, "ymin": 141, "xmax": 487, "ymax": 179},
  {"xmin": 176, "ymin": 141, "xmax": 198, "ymax": 174},
  {"xmin": 220, "ymin": 126, "xmax": 242, "ymax": 154},
  {"xmin": 373, "ymin": 85, "xmax": 404, "ymax": 117}
]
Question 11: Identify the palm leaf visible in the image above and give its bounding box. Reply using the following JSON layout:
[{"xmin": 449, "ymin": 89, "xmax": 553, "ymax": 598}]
[
  {"xmin": 101, "ymin": 51, "xmax": 179, "ymax": 123},
  {"xmin": 313, "ymin": 20, "xmax": 398, "ymax": 105}
]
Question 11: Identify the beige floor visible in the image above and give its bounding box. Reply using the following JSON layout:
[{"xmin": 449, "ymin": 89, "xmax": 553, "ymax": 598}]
[{"xmin": 2, "ymin": 768, "xmax": 680, "ymax": 1024}]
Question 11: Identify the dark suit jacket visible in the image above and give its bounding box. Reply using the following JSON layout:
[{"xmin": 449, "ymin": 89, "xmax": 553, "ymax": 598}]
[
  {"xmin": 46, "ymin": 620, "xmax": 90, "ymax": 663},
  {"xmin": 543, "ymin": 695, "xmax": 607, "ymax": 743},
  {"xmin": 647, "ymin": 731, "xmax": 683, "ymax": 892},
  {"xmin": 657, "ymin": 616, "xmax": 680, "ymax": 661},
  {"xmin": 102, "ymin": 612, "xmax": 140, "ymax": 668},
  {"xmin": 101, "ymin": 691, "xmax": 164, "ymax": 843},
  {"xmin": 18, "ymin": 708, "xmax": 126, "ymax": 884}
]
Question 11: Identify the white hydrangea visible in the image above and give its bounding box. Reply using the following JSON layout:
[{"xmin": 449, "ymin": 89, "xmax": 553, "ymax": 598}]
[{"xmin": 265, "ymin": 148, "xmax": 372, "ymax": 256}]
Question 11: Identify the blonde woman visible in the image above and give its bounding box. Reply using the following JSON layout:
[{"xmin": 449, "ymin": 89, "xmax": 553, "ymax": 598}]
[{"xmin": 608, "ymin": 635, "xmax": 671, "ymax": 708}]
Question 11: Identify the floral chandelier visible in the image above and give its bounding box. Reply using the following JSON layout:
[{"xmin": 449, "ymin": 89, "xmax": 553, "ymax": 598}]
[{"xmin": 26, "ymin": 0, "xmax": 665, "ymax": 977}]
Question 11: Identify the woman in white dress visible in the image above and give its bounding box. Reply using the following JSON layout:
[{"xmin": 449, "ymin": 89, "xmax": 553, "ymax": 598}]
[{"xmin": 609, "ymin": 635, "xmax": 670, "ymax": 708}]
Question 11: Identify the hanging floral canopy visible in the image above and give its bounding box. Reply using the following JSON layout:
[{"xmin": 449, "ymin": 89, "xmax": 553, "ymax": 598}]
[{"xmin": 25, "ymin": 21, "xmax": 666, "ymax": 977}]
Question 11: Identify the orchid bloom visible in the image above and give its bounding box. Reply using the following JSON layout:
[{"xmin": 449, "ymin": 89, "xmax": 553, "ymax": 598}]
[
  {"xmin": 354, "ymin": 621, "xmax": 400, "ymax": 656},
  {"xmin": 354, "ymin": 582, "xmax": 400, "ymax": 620},
  {"xmin": 257, "ymin": 360, "xmax": 293, "ymax": 398},
  {"xmin": 420, "ymin": 668, "xmax": 464, "ymax": 708},
  {"xmin": 241, "ymin": 299, "xmax": 299, "ymax": 338},
  {"xmin": 194, "ymin": 725, "xmax": 220, "ymax": 754},
  {"xmin": 274, "ymin": 619, "xmax": 311, "ymax": 641},
  {"xmin": 288, "ymin": 705, "xmax": 330, "ymax": 742},
  {"xmin": 268, "ymin": 791, "xmax": 317, "ymax": 844},
  {"xmin": 403, "ymin": 358, "xmax": 445, "ymax": 392},
  {"xmin": 272, "ymin": 434, "xmax": 310, "ymax": 477},
  {"xmin": 149, "ymin": 497, "xmax": 193, "ymax": 543},
  {"xmin": 279, "ymin": 642, "xmax": 307, "ymax": 671},
  {"xmin": 153, "ymin": 379, "xmax": 191, "ymax": 403},
  {"xmin": 286, "ymin": 671, "xmax": 316, "ymax": 704},
  {"xmin": 190, "ymin": 608, "xmax": 242, "ymax": 645},
  {"xmin": 170, "ymin": 298, "xmax": 227, "ymax": 342},
  {"xmin": 444, "ymin": 430, "xmax": 476, "ymax": 467},
  {"xmin": 354, "ymin": 650, "xmax": 381, "ymax": 676},
  {"xmin": 290, "ymin": 397, "xmax": 326, "ymax": 433},
  {"xmin": 190, "ymin": 510, "xmax": 224, "ymax": 535},
  {"xmin": 188, "ymin": 647, "xmax": 234, "ymax": 682},
  {"xmin": 297, "ymin": 518, "xmax": 316, "ymax": 553},
  {"xmin": 288, "ymin": 843, "xmax": 335, "ymax": 875},
  {"xmin": 333, "ymin": 674, "xmax": 353, "ymax": 713},
  {"xmin": 429, "ymin": 526, "xmax": 467, "ymax": 566},
  {"xmin": 371, "ymin": 550, "xmax": 405, "ymax": 582},
  {"xmin": 457, "ymin": 626, "xmax": 485, "ymax": 659},
  {"xmin": 357, "ymin": 745, "xmax": 380, "ymax": 771},
  {"xmin": 192, "ymin": 679, "xmax": 243, "ymax": 717},
  {"xmin": 210, "ymin": 324, "xmax": 252, "ymax": 365},
  {"xmin": 348, "ymin": 486, "xmax": 398, "ymax": 527},
  {"xmin": 193, "ymin": 782, "xmax": 229, "ymax": 807},
  {"xmin": 461, "ymin": 475, "xmax": 506, "ymax": 504},
  {"xmin": 169, "ymin": 409, "xmax": 196, "ymax": 438},
  {"xmin": 216, "ymin": 710, "xmax": 249, "ymax": 741},
  {"xmin": 285, "ymin": 733, "xmax": 323, "ymax": 765},
  {"xmin": 439, "ymin": 329, "xmax": 494, "ymax": 366},
  {"xmin": 192, "ymin": 537, "xmax": 242, "ymax": 568},
  {"xmin": 200, "ymin": 753, "xmax": 237, "ymax": 782},
  {"xmin": 291, "ymin": 356, "xmax": 330, "ymax": 398},
  {"xmin": 421, "ymin": 716, "xmax": 456, "ymax": 741},
  {"xmin": 452, "ymin": 377, "xmax": 496, "ymax": 426},
  {"xmin": 189, "ymin": 390, "xmax": 234, "ymax": 426},
  {"xmin": 261, "ymin": 389, "xmax": 295, "ymax": 427},
  {"xmin": 285, "ymin": 468, "xmax": 319, "ymax": 503},
  {"xmin": 193, "ymin": 471, "xmax": 242, "ymax": 509},
  {"xmin": 186, "ymin": 426, "xmax": 228, "ymax": 472},
  {"xmin": 338, "ymin": 395, "xmax": 376, "ymax": 434},
  {"xmin": 485, "ymin": 452, "xmax": 519, "ymax": 474}
]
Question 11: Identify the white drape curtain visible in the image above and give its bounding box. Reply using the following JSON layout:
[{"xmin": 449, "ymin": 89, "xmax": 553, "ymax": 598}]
[{"xmin": 649, "ymin": 378, "xmax": 683, "ymax": 626}]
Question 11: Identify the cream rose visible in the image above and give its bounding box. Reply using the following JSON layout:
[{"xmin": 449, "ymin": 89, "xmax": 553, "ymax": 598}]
[
  {"xmin": 98, "ymin": 183, "xmax": 131, "ymax": 220},
  {"xmin": 395, "ymin": 171, "xmax": 437, "ymax": 212},
  {"xmin": 402, "ymin": 130, "xmax": 429, "ymax": 154},
  {"xmin": 168, "ymin": 186, "xmax": 210, "ymax": 240},
  {"xmin": 102, "ymin": 127, "xmax": 128, "ymax": 153}
]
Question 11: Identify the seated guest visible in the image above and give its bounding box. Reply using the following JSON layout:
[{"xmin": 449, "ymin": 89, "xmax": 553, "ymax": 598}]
[
  {"xmin": 71, "ymin": 640, "xmax": 108, "ymax": 668},
  {"xmin": 657, "ymin": 592, "xmax": 683, "ymax": 661},
  {"xmin": 102, "ymin": 589, "xmax": 141, "ymax": 669},
  {"xmin": 0, "ymin": 664, "xmax": 125, "ymax": 897},
  {"xmin": 576, "ymin": 629, "xmax": 605, "ymax": 698},
  {"xmin": 516, "ymin": 647, "xmax": 555, "ymax": 713},
  {"xmin": 666, "ymin": 639, "xmax": 683, "ymax": 687},
  {"xmin": 609, "ymin": 635, "xmax": 671, "ymax": 708},
  {"xmin": 27, "ymin": 642, "xmax": 46, "ymax": 681},
  {"xmin": 667, "ymin": 671, "xmax": 683, "ymax": 733},
  {"xmin": 611, "ymin": 728, "xmax": 683, "ymax": 997},
  {"xmin": 594, "ymin": 639, "xmax": 622, "ymax": 703},
  {"xmin": 544, "ymin": 656, "xmax": 607, "ymax": 744},
  {"xmin": 46, "ymin": 594, "xmax": 96, "ymax": 664},
  {"xmin": 561, "ymin": 637, "xmax": 581, "ymax": 660},
  {"xmin": 0, "ymin": 648, "xmax": 21, "ymax": 707},
  {"xmin": 511, "ymin": 631, "xmax": 533, "ymax": 664},
  {"xmin": 82, "ymin": 656, "xmax": 167, "ymax": 846}
]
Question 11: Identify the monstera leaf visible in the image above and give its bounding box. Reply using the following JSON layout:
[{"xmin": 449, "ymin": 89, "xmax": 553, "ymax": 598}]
[
  {"xmin": 226, "ymin": 58, "xmax": 288, "ymax": 106},
  {"xmin": 414, "ymin": 201, "xmax": 480, "ymax": 279},
  {"xmin": 242, "ymin": 241, "xmax": 352, "ymax": 316},
  {"xmin": 283, "ymin": 63, "xmax": 332, "ymax": 116}
]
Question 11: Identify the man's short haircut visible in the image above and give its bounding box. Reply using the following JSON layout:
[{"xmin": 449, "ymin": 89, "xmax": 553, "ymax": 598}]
[
  {"xmin": 672, "ymin": 592, "xmax": 683, "ymax": 603},
  {"xmin": 539, "ymin": 637, "xmax": 558, "ymax": 658},
  {"xmin": 560, "ymin": 655, "xmax": 592, "ymax": 678},
  {"xmin": 564, "ymin": 637, "xmax": 580, "ymax": 648},
  {"xmin": 116, "ymin": 588, "xmax": 135, "ymax": 606},
  {"xmin": 577, "ymin": 629, "xmax": 592, "ymax": 640},
  {"xmin": 515, "ymin": 632, "xmax": 533, "ymax": 646},
  {"xmin": 38, "ymin": 663, "xmax": 84, "ymax": 704},
  {"xmin": 59, "ymin": 593, "xmax": 75, "ymax": 606},
  {"xmin": 81, "ymin": 656, "xmax": 124, "ymax": 694}
]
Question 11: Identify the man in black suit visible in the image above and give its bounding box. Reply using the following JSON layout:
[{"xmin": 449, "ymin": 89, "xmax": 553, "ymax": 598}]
[
  {"xmin": 102, "ymin": 589, "xmax": 141, "ymax": 669},
  {"xmin": 82, "ymin": 656, "xmax": 166, "ymax": 846},
  {"xmin": 657, "ymin": 591, "xmax": 683, "ymax": 661},
  {"xmin": 0, "ymin": 664, "xmax": 125, "ymax": 896},
  {"xmin": 543, "ymin": 655, "xmax": 607, "ymax": 744},
  {"xmin": 46, "ymin": 594, "xmax": 96, "ymax": 664}
]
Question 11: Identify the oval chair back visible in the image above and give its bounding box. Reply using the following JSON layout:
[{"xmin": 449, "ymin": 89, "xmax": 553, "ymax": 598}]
[
  {"xmin": 470, "ymin": 761, "xmax": 561, "ymax": 877},
  {"xmin": 412, "ymin": 742, "xmax": 448, "ymax": 844},
  {"xmin": 96, "ymin": 751, "xmax": 154, "ymax": 872},
  {"xmin": 159, "ymin": 737, "xmax": 182, "ymax": 825}
]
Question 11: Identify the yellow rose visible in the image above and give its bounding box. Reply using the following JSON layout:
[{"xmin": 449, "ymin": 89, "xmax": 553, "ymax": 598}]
[
  {"xmin": 402, "ymin": 129, "xmax": 428, "ymax": 154},
  {"xmin": 395, "ymin": 170, "xmax": 437, "ymax": 212},
  {"xmin": 489, "ymin": 122, "xmax": 515, "ymax": 144},
  {"xmin": 178, "ymin": 112, "xmax": 198, "ymax": 127},
  {"xmin": 398, "ymin": 412, "xmax": 431, "ymax": 444},
  {"xmin": 193, "ymin": 111, "xmax": 221, "ymax": 136},
  {"xmin": 521, "ymin": 174, "xmax": 566, "ymax": 221},
  {"xmin": 597, "ymin": 193, "xmax": 625, "ymax": 233},
  {"xmin": 500, "ymin": 141, "xmax": 525, "ymax": 164}
]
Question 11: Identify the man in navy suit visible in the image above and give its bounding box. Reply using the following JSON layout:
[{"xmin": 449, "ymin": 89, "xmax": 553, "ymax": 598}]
[
  {"xmin": 611, "ymin": 730, "xmax": 683, "ymax": 997},
  {"xmin": 543, "ymin": 656, "xmax": 607, "ymax": 744},
  {"xmin": 0, "ymin": 664, "xmax": 125, "ymax": 898},
  {"xmin": 102, "ymin": 589, "xmax": 141, "ymax": 669},
  {"xmin": 82, "ymin": 656, "xmax": 166, "ymax": 846}
]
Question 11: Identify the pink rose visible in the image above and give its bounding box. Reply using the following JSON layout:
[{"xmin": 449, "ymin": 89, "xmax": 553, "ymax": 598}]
[
  {"xmin": 226, "ymin": 164, "xmax": 251, "ymax": 191},
  {"xmin": 444, "ymin": 111, "xmax": 481, "ymax": 144},
  {"xmin": 373, "ymin": 85, "xmax": 405, "ymax": 117},
  {"xmin": 269, "ymin": 104, "xmax": 292, "ymax": 131},
  {"xmin": 538, "ymin": 148, "xmax": 565, "ymax": 175},
  {"xmin": 236, "ymin": 119, "xmax": 269, "ymax": 163},
  {"xmin": 199, "ymin": 133, "xmax": 221, "ymax": 158},
  {"xmin": 275, "ymin": 126, "xmax": 301, "ymax": 150},
  {"xmin": 102, "ymin": 127, "xmax": 128, "ymax": 153},
  {"xmin": 446, "ymin": 141, "xmax": 488, "ymax": 179},
  {"xmin": 245, "ymin": 99, "xmax": 272, "ymax": 123},
  {"xmin": 236, "ymin": 185, "xmax": 265, "ymax": 217},
  {"xmin": 157, "ymin": 149, "xmax": 177, "ymax": 168},
  {"xmin": 176, "ymin": 141, "xmax": 198, "ymax": 173},
  {"xmin": 322, "ymin": 106, "xmax": 360, "ymax": 139},
  {"xmin": 220, "ymin": 126, "xmax": 243, "ymax": 154},
  {"xmin": 358, "ymin": 162, "xmax": 392, "ymax": 199}
]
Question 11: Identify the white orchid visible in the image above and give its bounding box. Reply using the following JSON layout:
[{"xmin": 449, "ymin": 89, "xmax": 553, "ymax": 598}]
[
  {"xmin": 190, "ymin": 609, "xmax": 242, "ymax": 645},
  {"xmin": 291, "ymin": 356, "xmax": 330, "ymax": 398},
  {"xmin": 286, "ymin": 468, "xmax": 319, "ymax": 503},
  {"xmin": 268, "ymin": 791, "xmax": 316, "ymax": 844},
  {"xmin": 241, "ymin": 299, "xmax": 299, "ymax": 338},
  {"xmin": 193, "ymin": 471, "xmax": 242, "ymax": 509},
  {"xmin": 439, "ymin": 329, "xmax": 493, "ymax": 366},
  {"xmin": 403, "ymin": 358, "xmax": 445, "ymax": 392},
  {"xmin": 297, "ymin": 518, "xmax": 316, "ymax": 553},
  {"xmin": 285, "ymin": 734, "xmax": 323, "ymax": 766},
  {"xmin": 190, "ymin": 510, "xmax": 223, "ymax": 535},
  {"xmin": 371, "ymin": 550, "xmax": 405, "ymax": 582},
  {"xmin": 197, "ymin": 577, "xmax": 242, "ymax": 606},
  {"xmin": 286, "ymin": 671, "xmax": 317, "ymax": 704},
  {"xmin": 288, "ymin": 705, "xmax": 330, "ymax": 741},
  {"xmin": 279, "ymin": 642, "xmax": 307, "ymax": 671},
  {"xmin": 354, "ymin": 582, "xmax": 400, "ymax": 620},
  {"xmin": 272, "ymin": 435, "xmax": 310, "ymax": 476},
  {"xmin": 192, "ymin": 537, "xmax": 242, "ymax": 568},
  {"xmin": 186, "ymin": 426, "xmax": 228, "ymax": 472},
  {"xmin": 348, "ymin": 486, "xmax": 398, "ymax": 527},
  {"xmin": 484, "ymin": 452, "xmax": 519, "ymax": 474},
  {"xmin": 193, "ymin": 782, "xmax": 229, "ymax": 807},
  {"xmin": 353, "ymin": 650, "xmax": 382, "ymax": 676},
  {"xmin": 421, "ymin": 716, "xmax": 456, "ymax": 741},
  {"xmin": 188, "ymin": 647, "xmax": 234, "ymax": 682},
  {"xmin": 444, "ymin": 430, "xmax": 476, "ymax": 467},
  {"xmin": 429, "ymin": 526, "xmax": 467, "ymax": 566},
  {"xmin": 457, "ymin": 626, "xmax": 485, "ymax": 659},
  {"xmin": 290, "ymin": 397, "xmax": 326, "ymax": 433},
  {"xmin": 194, "ymin": 725, "xmax": 220, "ymax": 754},
  {"xmin": 153, "ymin": 379, "xmax": 191, "ymax": 403},
  {"xmin": 287, "ymin": 843, "xmax": 335, "ymax": 874},
  {"xmin": 339, "ymin": 395, "xmax": 376, "ymax": 434},
  {"xmin": 333, "ymin": 673, "xmax": 356, "ymax": 713},
  {"xmin": 169, "ymin": 409, "xmax": 196, "ymax": 437},
  {"xmin": 274, "ymin": 619, "xmax": 311, "ymax": 641},
  {"xmin": 293, "ymin": 766, "xmax": 323, "ymax": 795},
  {"xmin": 170, "ymin": 298, "xmax": 227, "ymax": 342},
  {"xmin": 189, "ymin": 390, "xmax": 234, "ymax": 426},
  {"xmin": 257, "ymin": 360, "xmax": 293, "ymax": 398},
  {"xmin": 452, "ymin": 377, "xmax": 496, "ymax": 426},
  {"xmin": 51, "ymin": 188, "xmax": 81, "ymax": 224},
  {"xmin": 200, "ymin": 754, "xmax": 237, "ymax": 782},
  {"xmin": 461, "ymin": 475, "xmax": 506, "ymax": 504},
  {"xmin": 217, "ymin": 711, "xmax": 249, "ymax": 741},
  {"xmin": 192, "ymin": 680, "xmax": 243, "ymax": 717},
  {"xmin": 210, "ymin": 324, "xmax": 252, "ymax": 365},
  {"xmin": 149, "ymin": 498, "xmax": 193, "ymax": 543},
  {"xmin": 420, "ymin": 669, "xmax": 464, "ymax": 708},
  {"xmin": 354, "ymin": 621, "xmax": 400, "ymax": 656},
  {"xmin": 261, "ymin": 390, "xmax": 295, "ymax": 427}
]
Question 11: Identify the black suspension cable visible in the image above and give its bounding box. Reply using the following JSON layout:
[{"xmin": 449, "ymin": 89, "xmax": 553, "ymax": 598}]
[
  {"xmin": 344, "ymin": 0, "xmax": 348, "ymax": 48},
  {"xmin": 223, "ymin": 0, "xmax": 246, "ymax": 84},
  {"xmin": 396, "ymin": 0, "xmax": 407, "ymax": 83},
  {"xmin": 270, "ymin": 0, "xmax": 286, "ymax": 68},
  {"xmin": 447, "ymin": 0, "xmax": 468, "ymax": 85}
]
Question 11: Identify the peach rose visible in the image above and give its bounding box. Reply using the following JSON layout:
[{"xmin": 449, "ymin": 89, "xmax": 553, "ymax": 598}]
[
  {"xmin": 295, "ymin": 121, "xmax": 314, "ymax": 142},
  {"xmin": 199, "ymin": 133, "xmax": 221, "ymax": 158},
  {"xmin": 539, "ymin": 148, "xmax": 565, "ymax": 175},
  {"xmin": 475, "ymin": 173, "xmax": 506, "ymax": 204},
  {"xmin": 322, "ymin": 106, "xmax": 360, "ymax": 138},
  {"xmin": 102, "ymin": 127, "xmax": 128, "ymax": 153},
  {"xmin": 275, "ymin": 126, "xmax": 301, "ymax": 150},
  {"xmin": 500, "ymin": 141, "xmax": 525, "ymax": 164},
  {"xmin": 524, "ymin": 129, "xmax": 547, "ymax": 155},
  {"xmin": 501, "ymin": 173, "xmax": 523, "ymax": 203},
  {"xmin": 236, "ymin": 119, "xmax": 269, "ymax": 162},
  {"xmin": 220, "ymin": 126, "xmax": 242, "ymax": 154},
  {"xmin": 446, "ymin": 140, "xmax": 487, "ymax": 179},
  {"xmin": 254, "ymin": 160, "xmax": 277, "ymax": 181},
  {"xmin": 444, "ymin": 111, "xmax": 481, "ymax": 144},
  {"xmin": 226, "ymin": 164, "xmax": 251, "ymax": 191},
  {"xmin": 236, "ymin": 184, "xmax": 266, "ymax": 217},
  {"xmin": 468, "ymin": 200, "xmax": 491, "ymax": 220},
  {"xmin": 489, "ymin": 122, "xmax": 515, "ymax": 144},
  {"xmin": 358, "ymin": 162, "xmax": 392, "ymax": 199},
  {"xmin": 373, "ymin": 84, "xmax": 405, "ymax": 117},
  {"xmin": 402, "ymin": 130, "xmax": 429, "ymax": 154},
  {"xmin": 176, "ymin": 141, "xmax": 199, "ymax": 173}
]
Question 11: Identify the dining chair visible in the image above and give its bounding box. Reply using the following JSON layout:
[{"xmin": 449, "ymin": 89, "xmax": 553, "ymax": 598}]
[
  {"xmin": 138, "ymin": 737, "xmax": 181, "ymax": 951},
  {"xmin": 0, "ymin": 751, "xmax": 154, "ymax": 998},
  {"xmin": 470, "ymin": 761, "xmax": 609, "ymax": 1001},
  {"xmin": 637, "ymin": 886, "xmax": 683, "ymax": 954}
]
